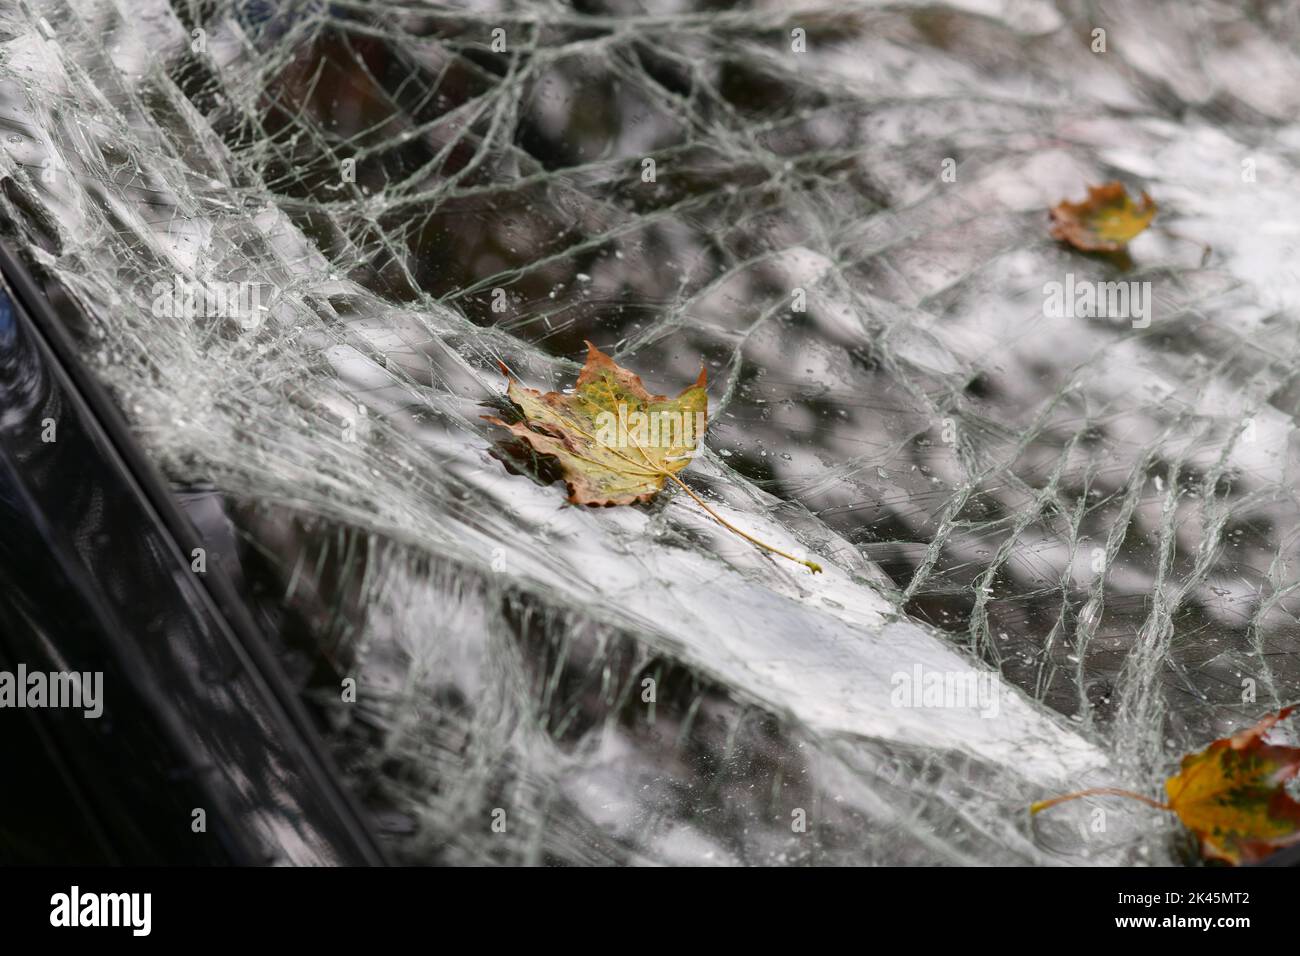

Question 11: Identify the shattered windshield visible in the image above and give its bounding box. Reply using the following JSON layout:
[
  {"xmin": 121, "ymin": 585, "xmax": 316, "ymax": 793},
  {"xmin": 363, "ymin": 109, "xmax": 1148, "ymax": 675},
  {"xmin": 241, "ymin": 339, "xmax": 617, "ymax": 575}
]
[{"xmin": 3, "ymin": 0, "xmax": 1300, "ymax": 865}]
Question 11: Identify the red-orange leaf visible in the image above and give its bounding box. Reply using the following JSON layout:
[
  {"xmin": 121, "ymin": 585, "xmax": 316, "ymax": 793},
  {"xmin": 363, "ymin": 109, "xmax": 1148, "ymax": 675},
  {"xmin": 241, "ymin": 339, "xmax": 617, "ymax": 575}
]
[
  {"xmin": 1164, "ymin": 706, "xmax": 1300, "ymax": 865},
  {"xmin": 1032, "ymin": 707, "xmax": 1300, "ymax": 865}
]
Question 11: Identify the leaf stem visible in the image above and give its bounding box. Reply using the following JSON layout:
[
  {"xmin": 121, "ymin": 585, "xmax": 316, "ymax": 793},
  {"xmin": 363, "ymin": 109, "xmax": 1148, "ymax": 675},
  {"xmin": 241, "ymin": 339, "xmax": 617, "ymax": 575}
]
[
  {"xmin": 1030, "ymin": 787, "xmax": 1171, "ymax": 815},
  {"xmin": 587, "ymin": 416, "xmax": 821, "ymax": 572},
  {"xmin": 551, "ymin": 405, "xmax": 822, "ymax": 573},
  {"xmin": 662, "ymin": 471, "xmax": 822, "ymax": 573}
]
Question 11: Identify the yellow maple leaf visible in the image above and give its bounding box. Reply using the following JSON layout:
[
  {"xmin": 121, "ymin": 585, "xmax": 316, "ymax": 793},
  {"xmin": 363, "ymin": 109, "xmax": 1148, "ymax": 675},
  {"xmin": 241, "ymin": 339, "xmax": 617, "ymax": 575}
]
[
  {"xmin": 486, "ymin": 341, "xmax": 707, "ymax": 506},
  {"xmin": 486, "ymin": 341, "xmax": 820, "ymax": 572}
]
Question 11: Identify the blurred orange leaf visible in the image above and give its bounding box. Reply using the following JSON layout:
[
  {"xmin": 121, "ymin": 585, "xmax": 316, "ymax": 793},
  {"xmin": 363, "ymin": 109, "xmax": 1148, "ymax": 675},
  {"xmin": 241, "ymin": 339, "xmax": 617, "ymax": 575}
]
[{"xmin": 1049, "ymin": 181, "xmax": 1156, "ymax": 252}]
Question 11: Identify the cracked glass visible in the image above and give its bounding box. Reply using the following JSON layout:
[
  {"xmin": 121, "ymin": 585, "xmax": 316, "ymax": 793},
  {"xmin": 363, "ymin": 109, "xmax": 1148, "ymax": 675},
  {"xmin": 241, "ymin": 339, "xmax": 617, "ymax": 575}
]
[{"xmin": 2, "ymin": 0, "xmax": 1300, "ymax": 865}]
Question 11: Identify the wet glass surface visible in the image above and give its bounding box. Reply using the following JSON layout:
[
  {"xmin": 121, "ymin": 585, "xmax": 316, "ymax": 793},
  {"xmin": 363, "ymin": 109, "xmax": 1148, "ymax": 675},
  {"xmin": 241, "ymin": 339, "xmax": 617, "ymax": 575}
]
[{"xmin": 3, "ymin": 0, "xmax": 1300, "ymax": 864}]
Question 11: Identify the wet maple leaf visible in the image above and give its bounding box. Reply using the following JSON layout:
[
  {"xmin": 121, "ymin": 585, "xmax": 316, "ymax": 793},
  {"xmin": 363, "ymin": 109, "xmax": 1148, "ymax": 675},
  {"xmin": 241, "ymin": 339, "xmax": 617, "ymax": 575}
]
[
  {"xmin": 1049, "ymin": 181, "xmax": 1156, "ymax": 252},
  {"xmin": 486, "ymin": 340, "xmax": 708, "ymax": 506},
  {"xmin": 1032, "ymin": 707, "xmax": 1300, "ymax": 865},
  {"xmin": 1163, "ymin": 706, "xmax": 1300, "ymax": 865},
  {"xmin": 486, "ymin": 341, "xmax": 821, "ymax": 572}
]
